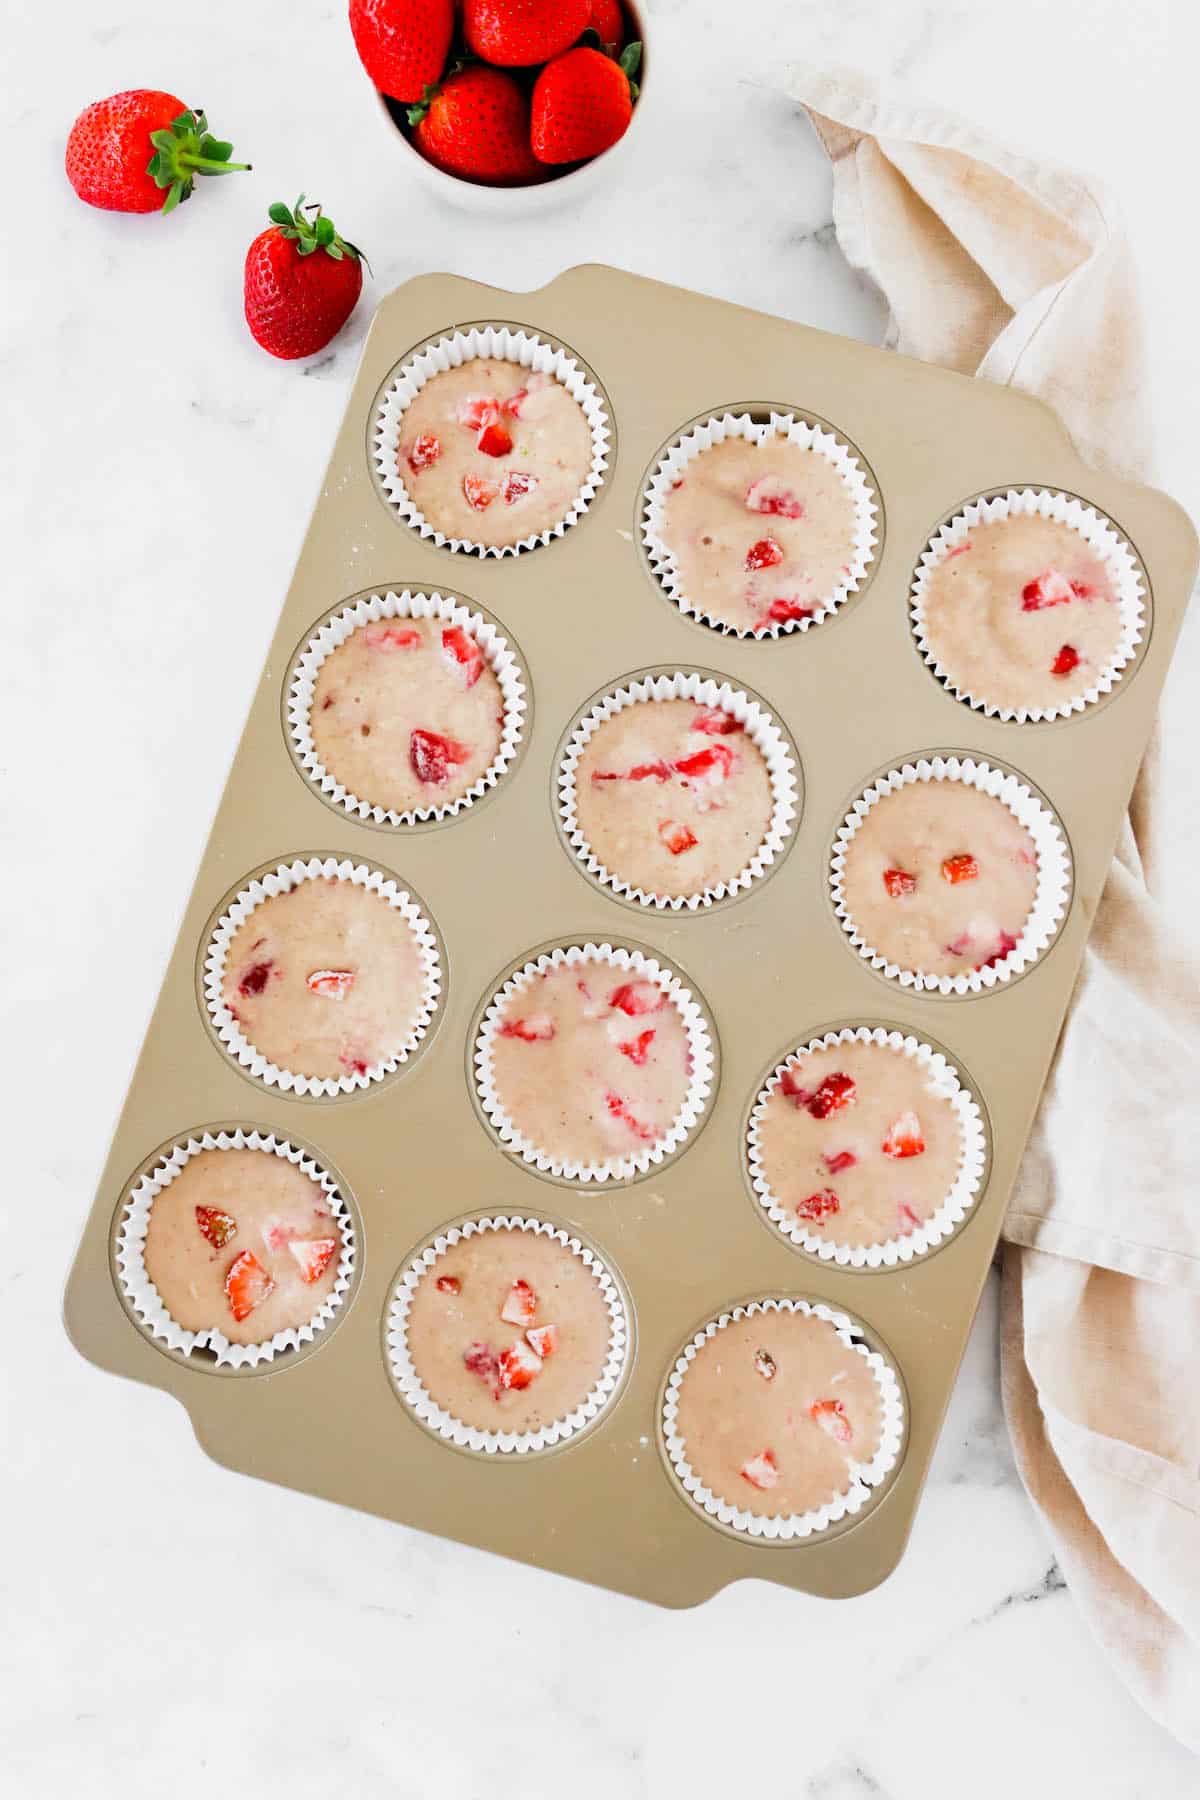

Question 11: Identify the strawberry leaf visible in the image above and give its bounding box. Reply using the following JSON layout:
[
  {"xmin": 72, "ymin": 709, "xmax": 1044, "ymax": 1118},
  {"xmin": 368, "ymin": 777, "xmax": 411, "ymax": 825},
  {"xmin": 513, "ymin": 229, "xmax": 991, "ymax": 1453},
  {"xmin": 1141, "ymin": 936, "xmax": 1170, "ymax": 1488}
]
[{"xmin": 144, "ymin": 106, "xmax": 250, "ymax": 211}]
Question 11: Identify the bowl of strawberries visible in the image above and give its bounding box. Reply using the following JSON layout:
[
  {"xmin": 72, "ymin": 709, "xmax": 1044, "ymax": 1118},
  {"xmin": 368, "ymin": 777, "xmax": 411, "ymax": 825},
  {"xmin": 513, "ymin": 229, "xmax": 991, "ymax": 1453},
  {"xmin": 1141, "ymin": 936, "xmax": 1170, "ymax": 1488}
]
[{"xmin": 349, "ymin": 0, "xmax": 648, "ymax": 211}]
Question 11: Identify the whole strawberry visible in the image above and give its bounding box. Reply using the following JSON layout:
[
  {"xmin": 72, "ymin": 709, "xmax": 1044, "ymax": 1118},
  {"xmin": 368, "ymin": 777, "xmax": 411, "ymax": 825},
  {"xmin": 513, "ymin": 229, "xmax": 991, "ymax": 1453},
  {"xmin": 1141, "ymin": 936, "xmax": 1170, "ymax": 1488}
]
[
  {"xmin": 410, "ymin": 66, "xmax": 543, "ymax": 186},
  {"xmin": 244, "ymin": 198, "xmax": 366, "ymax": 360},
  {"xmin": 349, "ymin": 0, "xmax": 455, "ymax": 102},
  {"xmin": 463, "ymin": 0, "xmax": 589, "ymax": 67},
  {"xmin": 65, "ymin": 91, "xmax": 249, "ymax": 214},
  {"xmin": 531, "ymin": 42, "xmax": 640, "ymax": 164},
  {"xmin": 588, "ymin": 0, "xmax": 625, "ymax": 53}
]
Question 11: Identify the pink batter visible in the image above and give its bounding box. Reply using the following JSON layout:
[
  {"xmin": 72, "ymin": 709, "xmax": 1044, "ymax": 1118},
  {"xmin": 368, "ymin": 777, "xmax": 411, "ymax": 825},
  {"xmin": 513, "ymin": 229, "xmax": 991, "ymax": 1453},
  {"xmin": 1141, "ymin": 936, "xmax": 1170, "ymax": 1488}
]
[
  {"xmin": 487, "ymin": 961, "xmax": 692, "ymax": 1166},
  {"xmin": 222, "ymin": 878, "xmax": 427, "ymax": 1080},
  {"xmin": 311, "ymin": 616, "xmax": 503, "ymax": 812},
  {"xmin": 840, "ymin": 781, "xmax": 1039, "ymax": 979},
  {"xmin": 673, "ymin": 1310, "xmax": 883, "ymax": 1518},
  {"xmin": 920, "ymin": 515, "xmax": 1122, "ymax": 711},
  {"xmin": 397, "ymin": 360, "xmax": 593, "ymax": 548},
  {"xmin": 659, "ymin": 435, "xmax": 857, "ymax": 633},
  {"xmin": 142, "ymin": 1149, "xmax": 342, "ymax": 1346},
  {"xmin": 574, "ymin": 698, "xmax": 773, "ymax": 898},
  {"xmin": 755, "ymin": 1040, "xmax": 963, "ymax": 1248}
]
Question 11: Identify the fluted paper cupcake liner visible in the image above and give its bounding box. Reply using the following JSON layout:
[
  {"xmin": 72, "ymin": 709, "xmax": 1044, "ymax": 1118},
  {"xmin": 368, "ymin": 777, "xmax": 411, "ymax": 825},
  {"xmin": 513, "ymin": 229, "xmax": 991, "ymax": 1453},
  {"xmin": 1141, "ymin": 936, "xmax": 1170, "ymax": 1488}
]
[
  {"xmin": 747, "ymin": 1026, "xmax": 987, "ymax": 1268},
  {"xmin": 558, "ymin": 670, "xmax": 800, "ymax": 910},
  {"xmin": 373, "ymin": 326, "xmax": 611, "ymax": 556},
  {"xmin": 642, "ymin": 410, "xmax": 879, "ymax": 637},
  {"xmin": 911, "ymin": 488, "xmax": 1147, "ymax": 722},
  {"xmin": 202, "ymin": 856, "xmax": 442, "ymax": 1097},
  {"xmin": 114, "ymin": 1128, "xmax": 356, "ymax": 1370},
  {"xmin": 287, "ymin": 589, "xmax": 528, "ymax": 826},
  {"xmin": 386, "ymin": 1213, "xmax": 630, "ymax": 1454},
  {"xmin": 661, "ymin": 1296, "xmax": 905, "ymax": 1540},
  {"xmin": 831, "ymin": 756, "xmax": 1072, "ymax": 995},
  {"xmin": 474, "ymin": 942, "xmax": 716, "ymax": 1182}
]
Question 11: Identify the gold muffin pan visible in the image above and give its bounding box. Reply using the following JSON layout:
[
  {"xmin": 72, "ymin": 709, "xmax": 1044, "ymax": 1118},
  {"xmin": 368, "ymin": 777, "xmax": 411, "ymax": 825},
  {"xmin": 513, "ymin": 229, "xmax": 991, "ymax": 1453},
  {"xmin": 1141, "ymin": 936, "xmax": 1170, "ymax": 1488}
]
[{"xmin": 66, "ymin": 266, "xmax": 1197, "ymax": 1605}]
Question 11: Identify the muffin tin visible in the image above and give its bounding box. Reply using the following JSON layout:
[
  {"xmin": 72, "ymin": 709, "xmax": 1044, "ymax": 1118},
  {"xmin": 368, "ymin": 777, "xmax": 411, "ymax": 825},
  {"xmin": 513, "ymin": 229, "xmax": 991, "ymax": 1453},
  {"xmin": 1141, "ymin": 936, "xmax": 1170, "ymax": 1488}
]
[{"xmin": 64, "ymin": 265, "xmax": 1198, "ymax": 1605}]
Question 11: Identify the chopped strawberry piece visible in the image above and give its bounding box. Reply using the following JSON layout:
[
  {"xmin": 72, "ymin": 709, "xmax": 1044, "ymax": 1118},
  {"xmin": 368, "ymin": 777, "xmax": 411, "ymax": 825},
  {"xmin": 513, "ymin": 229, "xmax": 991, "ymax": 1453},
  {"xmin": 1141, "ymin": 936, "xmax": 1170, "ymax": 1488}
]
[
  {"xmin": 807, "ymin": 1073, "xmax": 856, "ymax": 1118},
  {"xmin": 497, "ymin": 1340, "xmax": 542, "ymax": 1391},
  {"xmin": 795, "ymin": 1188, "xmax": 841, "ymax": 1222},
  {"xmin": 809, "ymin": 1398, "xmax": 852, "ymax": 1444},
  {"xmin": 306, "ymin": 968, "xmax": 355, "ymax": 998},
  {"xmin": 526, "ymin": 1324, "xmax": 559, "ymax": 1359},
  {"xmin": 740, "ymin": 1449, "xmax": 779, "ymax": 1491},
  {"xmin": 978, "ymin": 929, "xmax": 1019, "ymax": 970},
  {"xmin": 673, "ymin": 744, "xmax": 734, "ymax": 782},
  {"xmin": 441, "ymin": 624, "xmax": 484, "ymax": 687},
  {"xmin": 778, "ymin": 1067, "xmax": 812, "ymax": 1107},
  {"xmin": 1021, "ymin": 568, "xmax": 1075, "ymax": 610},
  {"xmin": 405, "ymin": 432, "xmax": 441, "ymax": 475},
  {"xmin": 692, "ymin": 707, "xmax": 742, "ymax": 735},
  {"xmin": 604, "ymin": 1091, "xmax": 657, "ymax": 1141},
  {"xmin": 500, "ymin": 1279, "xmax": 538, "ymax": 1328},
  {"xmin": 609, "ymin": 980, "xmax": 666, "ymax": 1017},
  {"xmin": 941, "ymin": 853, "xmax": 979, "ymax": 884},
  {"xmin": 456, "ymin": 396, "xmax": 499, "ymax": 431},
  {"xmin": 1051, "ymin": 643, "xmax": 1081, "ymax": 677},
  {"xmin": 823, "ymin": 1150, "xmax": 858, "ymax": 1175},
  {"xmin": 338, "ymin": 1051, "xmax": 369, "ymax": 1076},
  {"xmin": 944, "ymin": 932, "xmax": 973, "ymax": 959},
  {"xmin": 618, "ymin": 1028, "xmax": 656, "ymax": 1065},
  {"xmin": 436, "ymin": 1274, "xmax": 461, "ymax": 1295},
  {"xmin": 463, "ymin": 1341, "xmax": 499, "ymax": 1388},
  {"xmin": 753, "ymin": 1349, "xmax": 777, "ymax": 1382},
  {"xmin": 502, "ymin": 470, "xmax": 538, "ymax": 504},
  {"xmin": 897, "ymin": 1201, "xmax": 921, "ymax": 1235},
  {"xmin": 883, "ymin": 867, "xmax": 917, "ymax": 897},
  {"xmin": 745, "ymin": 537, "xmax": 784, "ymax": 571},
  {"xmin": 224, "ymin": 1250, "xmax": 275, "ymax": 1323},
  {"xmin": 462, "ymin": 474, "xmax": 499, "ymax": 512},
  {"xmin": 195, "ymin": 1205, "xmax": 237, "ymax": 1250},
  {"xmin": 1071, "ymin": 580, "xmax": 1093, "ymax": 600},
  {"xmin": 363, "ymin": 624, "xmax": 422, "ymax": 651},
  {"xmin": 745, "ymin": 475, "xmax": 804, "ymax": 518},
  {"xmin": 237, "ymin": 959, "xmax": 274, "ymax": 998},
  {"xmin": 410, "ymin": 727, "xmax": 471, "ymax": 785},
  {"xmin": 288, "ymin": 1237, "xmax": 338, "ymax": 1284},
  {"xmin": 882, "ymin": 1111, "xmax": 925, "ymax": 1159},
  {"xmin": 658, "ymin": 819, "xmax": 698, "ymax": 856},
  {"xmin": 502, "ymin": 387, "xmax": 528, "ymax": 418},
  {"xmin": 765, "ymin": 597, "xmax": 814, "ymax": 625},
  {"xmin": 593, "ymin": 758, "xmax": 674, "ymax": 783},
  {"xmin": 498, "ymin": 1013, "xmax": 556, "ymax": 1043},
  {"xmin": 476, "ymin": 420, "xmax": 513, "ymax": 458}
]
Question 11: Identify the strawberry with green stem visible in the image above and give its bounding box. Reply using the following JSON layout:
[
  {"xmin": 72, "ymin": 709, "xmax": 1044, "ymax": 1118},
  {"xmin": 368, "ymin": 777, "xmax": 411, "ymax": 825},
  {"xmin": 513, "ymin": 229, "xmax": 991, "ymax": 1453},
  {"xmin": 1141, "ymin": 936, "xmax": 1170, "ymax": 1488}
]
[
  {"xmin": 66, "ymin": 91, "xmax": 250, "ymax": 214},
  {"xmin": 409, "ymin": 64, "xmax": 543, "ymax": 185},
  {"xmin": 531, "ymin": 39, "xmax": 642, "ymax": 164},
  {"xmin": 243, "ymin": 197, "xmax": 368, "ymax": 361}
]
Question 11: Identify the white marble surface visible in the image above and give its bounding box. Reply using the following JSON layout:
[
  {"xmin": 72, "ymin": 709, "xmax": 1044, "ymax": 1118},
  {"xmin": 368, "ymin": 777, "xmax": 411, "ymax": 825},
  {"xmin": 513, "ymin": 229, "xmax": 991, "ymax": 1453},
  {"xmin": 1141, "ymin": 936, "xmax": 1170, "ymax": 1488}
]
[{"xmin": 4, "ymin": 0, "xmax": 1198, "ymax": 1792}]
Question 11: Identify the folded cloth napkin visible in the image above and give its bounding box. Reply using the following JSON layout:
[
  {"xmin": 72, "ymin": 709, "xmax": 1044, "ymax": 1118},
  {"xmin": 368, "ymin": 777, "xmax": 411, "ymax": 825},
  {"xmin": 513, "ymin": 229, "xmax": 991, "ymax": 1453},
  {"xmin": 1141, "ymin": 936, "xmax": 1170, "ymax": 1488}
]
[{"xmin": 781, "ymin": 67, "xmax": 1200, "ymax": 1752}]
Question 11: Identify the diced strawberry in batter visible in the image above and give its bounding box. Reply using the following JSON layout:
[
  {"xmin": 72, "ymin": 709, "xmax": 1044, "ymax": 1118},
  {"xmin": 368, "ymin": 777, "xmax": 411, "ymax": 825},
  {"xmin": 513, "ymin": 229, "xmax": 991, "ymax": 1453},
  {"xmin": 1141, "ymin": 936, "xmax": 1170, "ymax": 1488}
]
[
  {"xmin": 944, "ymin": 541, "xmax": 972, "ymax": 560},
  {"xmin": 338, "ymin": 1051, "xmax": 369, "ymax": 1076},
  {"xmin": 405, "ymin": 432, "xmax": 441, "ymax": 474},
  {"xmin": 224, "ymin": 1250, "xmax": 275, "ymax": 1323},
  {"xmin": 745, "ymin": 475, "xmax": 804, "ymax": 518},
  {"xmin": 1021, "ymin": 568, "xmax": 1074, "ymax": 610},
  {"xmin": 809, "ymin": 1398, "xmax": 852, "ymax": 1443},
  {"xmin": 476, "ymin": 420, "xmax": 513, "ymax": 458},
  {"xmin": 497, "ymin": 1341, "xmax": 542, "ymax": 1391},
  {"xmin": 778, "ymin": 1067, "xmax": 812, "ymax": 1107},
  {"xmin": 609, "ymin": 981, "xmax": 666, "ymax": 1017},
  {"xmin": 1051, "ymin": 643, "xmax": 1081, "ymax": 677},
  {"xmin": 823, "ymin": 1150, "xmax": 858, "ymax": 1175},
  {"xmin": 410, "ymin": 728, "xmax": 471, "ymax": 785},
  {"xmin": 882, "ymin": 1110, "xmax": 925, "ymax": 1159},
  {"xmin": 673, "ymin": 744, "xmax": 734, "ymax": 782},
  {"xmin": 807, "ymin": 1073, "xmax": 856, "ymax": 1118},
  {"xmin": 463, "ymin": 1341, "xmax": 499, "ymax": 1387},
  {"xmin": 462, "ymin": 474, "xmax": 499, "ymax": 512},
  {"xmin": 436, "ymin": 1274, "xmax": 461, "ymax": 1295},
  {"xmin": 897, "ymin": 1201, "xmax": 921, "ymax": 1235},
  {"xmin": 498, "ymin": 1013, "xmax": 556, "ymax": 1043},
  {"xmin": 441, "ymin": 624, "xmax": 484, "ymax": 687},
  {"xmin": 753, "ymin": 1349, "xmax": 777, "ymax": 1382},
  {"xmin": 306, "ymin": 968, "xmax": 355, "ymax": 998},
  {"xmin": 604, "ymin": 1091, "xmax": 657, "ymax": 1141},
  {"xmin": 502, "ymin": 471, "xmax": 538, "ymax": 503},
  {"xmin": 883, "ymin": 867, "xmax": 917, "ymax": 897},
  {"xmin": 591, "ymin": 758, "xmax": 673, "ymax": 784},
  {"xmin": 237, "ymin": 959, "xmax": 274, "ymax": 998},
  {"xmin": 944, "ymin": 932, "xmax": 973, "ymax": 958},
  {"xmin": 941, "ymin": 853, "xmax": 979, "ymax": 884},
  {"xmin": 977, "ymin": 930, "xmax": 1019, "ymax": 970},
  {"xmin": 795, "ymin": 1188, "xmax": 841, "ymax": 1221},
  {"xmin": 692, "ymin": 707, "xmax": 742, "ymax": 735},
  {"xmin": 765, "ymin": 597, "xmax": 814, "ymax": 625},
  {"xmin": 745, "ymin": 537, "xmax": 784, "ymax": 571},
  {"xmin": 618, "ymin": 1028, "xmax": 656, "ymax": 1065},
  {"xmin": 740, "ymin": 1449, "xmax": 779, "ymax": 1490},
  {"xmin": 288, "ymin": 1237, "xmax": 338, "ymax": 1284},
  {"xmin": 364, "ymin": 624, "xmax": 422, "ymax": 651},
  {"xmin": 526, "ymin": 1325, "xmax": 559, "ymax": 1359},
  {"xmin": 502, "ymin": 388, "xmax": 528, "ymax": 418},
  {"xmin": 658, "ymin": 820, "xmax": 698, "ymax": 855},
  {"xmin": 195, "ymin": 1205, "xmax": 237, "ymax": 1250},
  {"xmin": 500, "ymin": 1279, "xmax": 538, "ymax": 1328},
  {"xmin": 456, "ymin": 397, "xmax": 499, "ymax": 430}
]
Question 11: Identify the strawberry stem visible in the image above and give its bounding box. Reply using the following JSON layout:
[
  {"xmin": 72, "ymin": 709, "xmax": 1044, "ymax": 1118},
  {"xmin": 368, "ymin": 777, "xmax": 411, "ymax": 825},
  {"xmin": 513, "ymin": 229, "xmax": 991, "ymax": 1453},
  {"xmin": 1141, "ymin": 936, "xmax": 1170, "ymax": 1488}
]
[
  {"xmin": 266, "ymin": 197, "xmax": 370, "ymax": 273},
  {"xmin": 146, "ymin": 108, "xmax": 251, "ymax": 213}
]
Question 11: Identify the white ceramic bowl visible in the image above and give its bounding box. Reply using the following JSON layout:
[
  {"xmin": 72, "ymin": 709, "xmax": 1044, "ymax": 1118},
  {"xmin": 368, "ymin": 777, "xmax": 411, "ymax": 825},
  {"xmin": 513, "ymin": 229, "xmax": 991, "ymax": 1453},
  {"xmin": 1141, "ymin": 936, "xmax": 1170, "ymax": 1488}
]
[{"xmin": 370, "ymin": 1, "xmax": 652, "ymax": 217}]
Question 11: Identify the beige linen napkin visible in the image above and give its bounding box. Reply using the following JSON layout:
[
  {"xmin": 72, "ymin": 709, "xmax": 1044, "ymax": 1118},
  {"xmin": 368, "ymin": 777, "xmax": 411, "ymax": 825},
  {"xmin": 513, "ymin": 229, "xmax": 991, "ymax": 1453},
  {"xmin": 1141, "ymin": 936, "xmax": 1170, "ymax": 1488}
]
[{"xmin": 781, "ymin": 68, "xmax": 1200, "ymax": 1751}]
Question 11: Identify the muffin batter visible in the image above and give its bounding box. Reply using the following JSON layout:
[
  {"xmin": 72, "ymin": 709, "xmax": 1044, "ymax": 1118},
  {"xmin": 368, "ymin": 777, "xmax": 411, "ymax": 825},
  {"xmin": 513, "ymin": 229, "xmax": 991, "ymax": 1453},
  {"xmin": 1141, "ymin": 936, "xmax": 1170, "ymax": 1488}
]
[
  {"xmin": 143, "ymin": 1149, "xmax": 343, "ymax": 1346},
  {"xmin": 755, "ymin": 1040, "xmax": 963, "ymax": 1248},
  {"xmin": 311, "ymin": 615, "xmax": 503, "ymax": 812},
  {"xmin": 405, "ymin": 1228, "xmax": 614, "ymax": 1434},
  {"xmin": 673, "ymin": 1309, "xmax": 883, "ymax": 1518},
  {"xmin": 840, "ymin": 781, "xmax": 1038, "ymax": 979},
  {"xmin": 221, "ymin": 878, "xmax": 427, "ymax": 1080},
  {"xmin": 397, "ymin": 360, "xmax": 593, "ymax": 548},
  {"xmin": 574, "ymin": 699, "xmax": 773, "ymax": 899},
  {"xmin": 920, "ymin": 515, "xmax": 1122, "ymax": 712},
  {"xmin": 659, "ymin": 435, "xmax": 857, "ymax": 633},
  {"xmin": 487, "ymin": 961, "xmax": 692, "ymax": 1166}
]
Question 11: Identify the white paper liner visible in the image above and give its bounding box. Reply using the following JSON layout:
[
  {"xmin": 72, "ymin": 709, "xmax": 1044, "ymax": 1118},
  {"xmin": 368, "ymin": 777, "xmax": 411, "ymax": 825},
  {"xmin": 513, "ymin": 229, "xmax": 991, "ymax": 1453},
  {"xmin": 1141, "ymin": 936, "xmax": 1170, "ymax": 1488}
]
[
  {"xmin": 558, "ymin": 671, "xmax": 800, "ymax": 910},
  {"xmin": 662, "ymin": 1296, "xmax": 905, "ymax": 1540},
  {"xmin": 372, "ymin": 326, "xmax": 611, "ymax": 557},
  {"xmin": 114, "ymin": 1128, "xmax": 356, "ymax": 1370},
  {"xmin": 911, "ymin": 488, "xmax": 1147, "ymax": 722},
  {"xmin": 641, "ymin": 410, "xmax": 879, "ymax": 638},
  {"xmin": 202, "ymin": 856, "xmax": 442, "ymax": 1097},
  {"xmin": 474, "ymin": 943, "xmax": 715, "ymax": 1182},
  {"xmin": 831, "ymin": 756, "xmax": 1072, "ymax": 996},
  {"xmin": 287, "ymin": 589, "xmax": 527, "ymax": 826},
  {"xmin": 386, "ymin": 1213, "xmax": 630, "ymax": 1455},
  {"xmin": 747, "ymin": 1027, "xmax": 987, "ymax": 1268}
]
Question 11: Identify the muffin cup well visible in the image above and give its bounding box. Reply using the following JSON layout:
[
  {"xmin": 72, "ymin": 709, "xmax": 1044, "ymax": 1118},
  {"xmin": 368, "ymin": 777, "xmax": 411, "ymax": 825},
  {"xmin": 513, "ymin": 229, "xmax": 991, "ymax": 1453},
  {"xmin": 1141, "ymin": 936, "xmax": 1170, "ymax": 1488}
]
[
  {"xmin": 911, "ymin": 487, "xmax": 1147, "ymax": 722},
  {"xmin": 202, "ymin": 856, "xmax": 442, "ymax": 1098},
  {"xmin": 287, "ymin": 588, "xmax": 528, "ymax": 827},
  {"xmin": 747, "ymin": 1026, "xmax": 988, "ymax": 1268},
  {"xmin": 114, "ymin": 1128, "xmax": 356, "ymax": 1371},
  {"xmin": 641, "ymin": 409, "xmax": 879, "ymax": 638},
  {"xmin": 661, "ymin": 1296, "xmax": 905, "ymax": 1540},
  {"xmin": 372, "ymin": 326, "xmax": 611, "ymax": 556},
  {"xmin": 385, "ymin": 1213, "xmax": 631, "ymax": 1455},
  {"xmin": 474, "ymin": 942, "xmax": 716, "ymax": 1183},
  {"xmin": 558, "ymin": 669, "xmax": 800, "ymax": 910},
  {"xmin": 830, "ymin": 756, "xmax": 1072, "ymax": 996}
]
